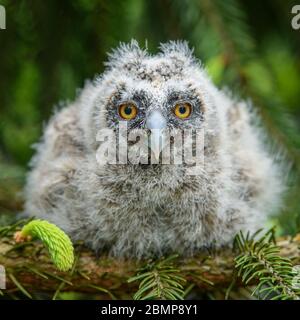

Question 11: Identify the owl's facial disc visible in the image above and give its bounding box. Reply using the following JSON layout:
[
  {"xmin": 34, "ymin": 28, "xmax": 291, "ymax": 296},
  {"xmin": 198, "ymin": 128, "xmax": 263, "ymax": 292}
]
[{"xmin": 103, "ymin": 83, "xmax": 205, "ymax": 165}]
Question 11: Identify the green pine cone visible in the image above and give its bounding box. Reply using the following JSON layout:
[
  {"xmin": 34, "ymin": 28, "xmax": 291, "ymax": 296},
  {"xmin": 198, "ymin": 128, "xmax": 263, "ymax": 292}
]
[{"xmin": 21, "ymin": 219, "xmax": 74, "ymax": 272}]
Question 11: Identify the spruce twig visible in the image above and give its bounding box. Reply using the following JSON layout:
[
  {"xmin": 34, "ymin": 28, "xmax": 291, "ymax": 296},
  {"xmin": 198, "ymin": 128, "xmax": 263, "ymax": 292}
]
[
  {"xmin": 234, "ymin": 228, "xmax": 300, "ymax": 300},
  {"xmin": 128, "ymin": 255, "xmax": 186, "ymax": 300},
  {"xmin": 14, "ymin": 219, "xmax": 74, "ymax": 272}
]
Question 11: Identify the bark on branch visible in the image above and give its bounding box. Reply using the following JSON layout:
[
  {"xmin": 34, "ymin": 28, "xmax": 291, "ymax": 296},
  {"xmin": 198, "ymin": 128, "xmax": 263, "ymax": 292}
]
[{"xmin": 0, "ymin": 234, "xmax": 299, "ymax": 299}]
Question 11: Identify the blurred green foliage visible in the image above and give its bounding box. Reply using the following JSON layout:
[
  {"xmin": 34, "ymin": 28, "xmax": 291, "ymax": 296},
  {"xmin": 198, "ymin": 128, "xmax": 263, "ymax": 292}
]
[{"xmin": 0, "ymin": 0, "xmax": 299, "ymax": 234}]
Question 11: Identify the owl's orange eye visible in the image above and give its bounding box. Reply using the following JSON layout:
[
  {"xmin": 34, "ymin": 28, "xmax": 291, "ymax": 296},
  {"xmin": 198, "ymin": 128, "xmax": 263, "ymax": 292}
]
[
  {"xmin": 173, "ymin": 102, "xmax": 192, "ymax": 119},
  {"xmin": 118, "ymin": 103, "xmax": 138, "ymax": 120}
]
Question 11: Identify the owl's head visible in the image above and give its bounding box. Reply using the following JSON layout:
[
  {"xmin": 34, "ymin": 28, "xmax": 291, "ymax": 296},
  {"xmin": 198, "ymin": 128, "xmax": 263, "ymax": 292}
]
[{"xmin": 80, "ymin": 40, "xmax": 221, "ymax": 167}]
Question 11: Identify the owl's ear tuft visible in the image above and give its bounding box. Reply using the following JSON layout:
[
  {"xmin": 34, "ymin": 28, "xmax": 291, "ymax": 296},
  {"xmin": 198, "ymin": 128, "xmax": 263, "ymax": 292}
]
[
  {"xmin": 159, "ymin": 40, "xmax": 196, "ymax": 66},
  {"xmin": 105, "ymin": 39, "xmax": 147, "ymax": 70}
]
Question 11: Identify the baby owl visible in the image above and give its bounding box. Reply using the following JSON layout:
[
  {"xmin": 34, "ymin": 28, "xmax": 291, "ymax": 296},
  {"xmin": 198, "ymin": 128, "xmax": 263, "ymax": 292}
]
[{"xmin": 24, "ymin": 40, "xmax": 284, "ymax": 258}]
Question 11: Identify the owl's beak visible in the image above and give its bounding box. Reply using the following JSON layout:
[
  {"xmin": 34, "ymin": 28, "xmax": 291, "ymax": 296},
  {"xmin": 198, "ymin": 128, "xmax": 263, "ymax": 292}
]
[{"xmin": 146, "ymin": 110, "xmax": 167, "ymax": 161}]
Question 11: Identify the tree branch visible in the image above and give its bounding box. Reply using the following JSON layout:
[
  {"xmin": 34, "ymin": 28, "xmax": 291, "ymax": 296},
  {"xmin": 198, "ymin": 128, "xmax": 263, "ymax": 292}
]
[{"xmin": 0, "ymin": 233, "xmax": 299, "ymax": 299}]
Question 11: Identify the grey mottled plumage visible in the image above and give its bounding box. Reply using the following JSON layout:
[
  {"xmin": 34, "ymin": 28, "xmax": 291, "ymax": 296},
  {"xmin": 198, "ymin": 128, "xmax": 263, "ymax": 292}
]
[{"xmin": 24, "ymin": 41, "xmax": 284, "ymax": 258}]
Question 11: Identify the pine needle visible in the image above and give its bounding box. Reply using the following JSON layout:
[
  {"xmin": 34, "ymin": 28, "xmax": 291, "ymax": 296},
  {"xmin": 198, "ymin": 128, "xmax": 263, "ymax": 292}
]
[
  {"xmin": 87, "ymin": 284, "xmax": 117, "ymax": 300},
  {"xmin": 25, "ymin": 266, "xmax": 49, "ymax": 280},
  {"xmin": 9, "ymin": 273, "xmax": 32, "ymax": 299},
  {"xmin": 43, "ymin": 271, "xmax": 73, "ymax": 285}
]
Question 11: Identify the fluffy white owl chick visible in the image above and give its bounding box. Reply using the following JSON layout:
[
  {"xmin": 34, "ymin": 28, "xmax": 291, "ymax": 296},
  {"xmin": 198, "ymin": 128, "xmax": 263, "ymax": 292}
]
[{"xmin": 24, "ymin": 41, "xmax": 284, "ymax": 258}]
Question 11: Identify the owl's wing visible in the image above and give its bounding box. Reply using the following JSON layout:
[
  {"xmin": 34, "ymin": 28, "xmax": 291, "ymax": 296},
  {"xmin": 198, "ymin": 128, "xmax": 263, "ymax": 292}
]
[
  {"xmin": 226, "ymin": 99, "xmax": 284, "ymax": 216},
  {"xmin": 24, "ymin": 104, "xmax": 85, "ymax": 218}
]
